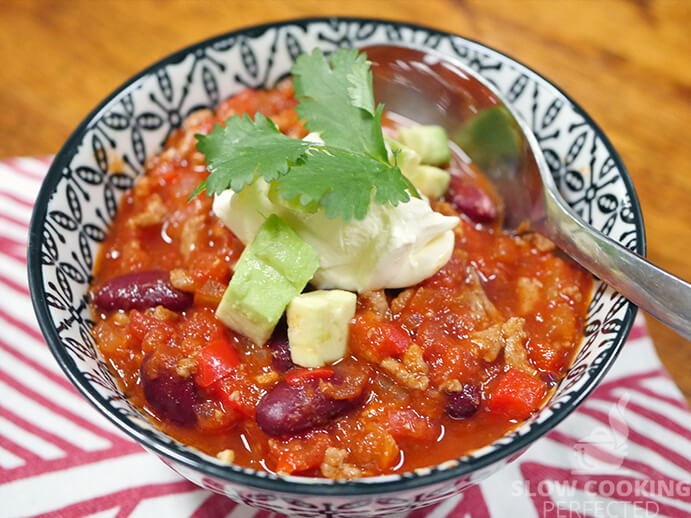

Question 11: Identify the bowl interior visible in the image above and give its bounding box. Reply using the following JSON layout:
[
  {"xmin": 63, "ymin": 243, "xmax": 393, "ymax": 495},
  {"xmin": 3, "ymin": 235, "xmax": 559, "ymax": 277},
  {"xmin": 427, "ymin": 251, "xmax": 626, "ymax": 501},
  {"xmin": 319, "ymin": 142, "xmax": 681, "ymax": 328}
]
[{"xmin": 28, "ymin": 17, "xmax": 642, "ymax": 496}]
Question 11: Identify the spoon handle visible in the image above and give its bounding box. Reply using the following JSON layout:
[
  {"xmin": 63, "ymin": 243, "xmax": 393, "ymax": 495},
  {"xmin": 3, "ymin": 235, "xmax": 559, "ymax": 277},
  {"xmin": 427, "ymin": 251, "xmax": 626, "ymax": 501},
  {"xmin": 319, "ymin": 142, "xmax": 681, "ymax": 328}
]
[{"xmin": 541, "ymin": 195, "xmax": 691, "ymax": 340}]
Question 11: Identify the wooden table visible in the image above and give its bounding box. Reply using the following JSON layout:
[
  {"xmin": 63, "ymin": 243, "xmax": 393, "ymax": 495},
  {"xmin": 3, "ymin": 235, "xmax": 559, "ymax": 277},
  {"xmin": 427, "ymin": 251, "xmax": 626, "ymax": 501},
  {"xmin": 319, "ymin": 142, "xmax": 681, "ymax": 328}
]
[{"xmin": 2, "ymin": 0, "xmax": 689, "ymax": 403}]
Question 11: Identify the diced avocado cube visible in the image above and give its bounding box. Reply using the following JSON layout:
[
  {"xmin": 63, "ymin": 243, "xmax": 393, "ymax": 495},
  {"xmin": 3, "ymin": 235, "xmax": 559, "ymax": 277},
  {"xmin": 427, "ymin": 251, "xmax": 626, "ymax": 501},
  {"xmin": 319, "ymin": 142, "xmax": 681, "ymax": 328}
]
[
  {"xmin": 385, "ymin": 136, "xmax": 422, "ymax": 171},
  {"xmin": 287, "ymin": 290, "xmax": 357, "ymax": 368},
  {"xmin": 407, "ymin": 165, "xmax": 451, "ymax": 199},
  {"xmin": 249, "ymin": 214, "xmax": 319, "ymax": 287},
  {"xmin": 398, "ymin": 125, "xmax": 451, "ymax": 166},
  {"xmin": 219, "ymin": 254, "xmax": 296, "ymax": 341},
  {"xmin": 453, "ymin": 106, "xmax": 521, "ymax": 171},
  {"xmin": 216, "ymin": 214, "xmax": 319, "ymax": 345},
  {"xmin": 386, "ymin": 137, "xmax": 450, "ymax": 199}
]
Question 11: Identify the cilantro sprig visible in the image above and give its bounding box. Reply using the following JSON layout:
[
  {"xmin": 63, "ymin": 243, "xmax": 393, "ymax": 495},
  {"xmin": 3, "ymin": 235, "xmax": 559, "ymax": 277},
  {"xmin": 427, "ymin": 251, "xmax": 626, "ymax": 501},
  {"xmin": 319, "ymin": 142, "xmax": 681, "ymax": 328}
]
[
  {"xmin": 291, "ymin": 48, "xmax": 387, "ymax": 161},
  {"xmin": 191, "ymin": 48, "xmax": 418, "ymax": 221},
  {"xmin": 189, "ymin": 113, "xmax": 312, "ymax": 199},
  {"xmin": 276, "ymin": 148, "xmax": 413, "ymax": 221}
]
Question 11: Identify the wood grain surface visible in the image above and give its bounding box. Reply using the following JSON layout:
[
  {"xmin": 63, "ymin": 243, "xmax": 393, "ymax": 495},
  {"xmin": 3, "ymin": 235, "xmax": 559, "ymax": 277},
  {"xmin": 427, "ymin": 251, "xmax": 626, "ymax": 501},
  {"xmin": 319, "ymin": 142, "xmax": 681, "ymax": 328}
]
[{"xmin": 1, "ymin": 0, "xmax": 689, "ymax": 403}]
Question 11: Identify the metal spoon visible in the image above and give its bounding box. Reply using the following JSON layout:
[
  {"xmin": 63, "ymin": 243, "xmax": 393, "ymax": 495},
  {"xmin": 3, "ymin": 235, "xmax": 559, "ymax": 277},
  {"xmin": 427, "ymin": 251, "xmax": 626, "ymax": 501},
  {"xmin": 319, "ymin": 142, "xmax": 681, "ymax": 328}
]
[{"xmin": 364, "ymin": 44, "xmax": 691, "ymax": 340}]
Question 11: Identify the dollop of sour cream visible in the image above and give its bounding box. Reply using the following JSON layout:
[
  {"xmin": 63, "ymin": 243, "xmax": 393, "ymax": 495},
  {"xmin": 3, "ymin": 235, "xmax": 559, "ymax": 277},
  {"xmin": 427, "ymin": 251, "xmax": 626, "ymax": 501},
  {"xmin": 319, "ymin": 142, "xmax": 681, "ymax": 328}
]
[{"xmin": 212, "ymin": 177, "xmax": 459, "ymax": 292}]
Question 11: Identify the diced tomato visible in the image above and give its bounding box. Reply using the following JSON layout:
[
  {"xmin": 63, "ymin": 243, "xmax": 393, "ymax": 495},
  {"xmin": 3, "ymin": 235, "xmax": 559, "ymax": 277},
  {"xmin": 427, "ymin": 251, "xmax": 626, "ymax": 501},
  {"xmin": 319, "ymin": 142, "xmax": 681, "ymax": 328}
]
[
  {"xmin": 195, "ymin": 337, "xmax": 239, "ymax": 389},
  {"xmin": 488, "ymin": 368, "xmax": 546, "ymax": 420},
  {"xmin": 128, "ymin": 310, "xmax": 172, "ymax": 341},
  {"xmin": 386, "ymin": 408, "xmax": 440, "ymax": 441},
  {"xmin": 217, "ymin": 88, "xmax": 259, "ymax": 118},
  {"xmin": 285, "ymin": 367, "xmax": 334, "ymax": 386},
  {"xmin": 217, "ymin": 384, "xmax": 253, "ymax": 418},
  {"xmin": 349, "ymin": 312, "xmax": 412, "ymax": 360},
  {"xmin": 270, "ymin": 432, "xmax": 331, "ymax": 474},
  {"xmin": 189, "ymin": 252, "xmax": 231, "ymax": 285},
  {"xmin": 382, "ymin": 323, "xmax": 412, "ymax": 356},
  {"xmin": 528, "ymin": 341, "xmax": 568, "ymax": 375},
  {"xmin": 195, "ymin": 399, "xmax": 242, "ymax": 433},
  {"xmin": 343, "ymin": 421, "xmax": 400, "ymax": 470},
  {"xmin": 161, "ymin": 167, "xmax": 184, "ymax": 184},
  {"xmin": 348, "ymin": 311, "xmax": 378, "ymax": 356},
  {"xmin": 193, "ymin": 280, "xmax": 226, "ymax": 307}
]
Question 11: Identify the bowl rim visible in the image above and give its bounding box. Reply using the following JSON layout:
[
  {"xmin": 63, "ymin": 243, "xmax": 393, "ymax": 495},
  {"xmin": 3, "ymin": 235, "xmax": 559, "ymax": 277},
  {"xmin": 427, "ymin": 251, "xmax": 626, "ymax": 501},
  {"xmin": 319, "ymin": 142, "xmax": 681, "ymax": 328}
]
[{"xmin": 28, "ymin": 16, "xmax": 644, "ymax": 496}]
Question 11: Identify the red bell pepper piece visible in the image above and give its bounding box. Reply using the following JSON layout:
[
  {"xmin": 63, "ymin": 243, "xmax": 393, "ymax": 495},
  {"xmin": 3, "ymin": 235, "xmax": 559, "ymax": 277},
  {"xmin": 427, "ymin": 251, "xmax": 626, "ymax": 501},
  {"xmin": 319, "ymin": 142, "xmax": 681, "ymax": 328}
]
[
  {"xmin": 195, "ymin": 337, "xmax": 239, "ymax": 389},
  {"xmin": 285, "ymin": 367, "xmax": 334, "ymax": 386},
  {"xmin": 386, "ymin": 408, "xmax": 440, "ymax": 441},
  {"xmin": 488, "ymin": 368, "xmax": 546, "ymax": 420},
  {"xmin": 381, "ymin": 323, "xmax": 412, "ymax": 356},
  {"xmin": 349, "ymin": 312, "xmax": 412, "ymax": 360},
  {"xmin": 217, "ymin": 384, "xmax": 253, "ymax": 417}
]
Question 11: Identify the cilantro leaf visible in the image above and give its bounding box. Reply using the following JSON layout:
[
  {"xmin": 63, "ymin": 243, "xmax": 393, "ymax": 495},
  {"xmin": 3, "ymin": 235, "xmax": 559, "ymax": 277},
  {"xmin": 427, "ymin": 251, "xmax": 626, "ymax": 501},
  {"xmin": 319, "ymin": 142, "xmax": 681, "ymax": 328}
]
[
  {"xmin": 292, "ymin": 49, "xmax": 387, "ymax": 160},
  {"xmin": 193, "ymin": 113, "xmax": 312, "ymax": 196},
  {"xmin": 191, "ymin": 48, "xmax": 419, "ymax": 221},
  {"xmin": 276, "ymin": 148, "xmax": 412, "ymax": 221},
  {"xmin": 343, "ymin": 56, "xmax": 375, "ymax": 116}
]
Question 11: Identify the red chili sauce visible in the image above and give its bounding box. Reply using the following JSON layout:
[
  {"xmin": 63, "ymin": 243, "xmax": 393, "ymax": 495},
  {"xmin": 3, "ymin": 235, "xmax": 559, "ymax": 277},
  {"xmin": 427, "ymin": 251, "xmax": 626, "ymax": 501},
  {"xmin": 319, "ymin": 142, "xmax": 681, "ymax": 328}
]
[{"xmin": 90, "ymin": 81, "xmax": 592, "ymax": 478}]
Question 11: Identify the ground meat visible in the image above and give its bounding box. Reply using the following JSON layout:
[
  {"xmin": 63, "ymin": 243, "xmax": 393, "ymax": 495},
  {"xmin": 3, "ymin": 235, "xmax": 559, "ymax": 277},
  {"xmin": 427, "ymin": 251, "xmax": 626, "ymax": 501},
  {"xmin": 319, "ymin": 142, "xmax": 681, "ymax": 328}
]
[
  {"xmin": 373, "ymin": 372, "xmax": 410, "ymax": 402},
  {"xmin": 132, "ymin": 175, "xmax": 155, "ymax": 200},
  {"xmin": 194, "ymin": 280, "xmax": 226, "ymax": 306},
  {"xmin": 390, "ymin": 288, "xmax": 415, "ymax": 317},
  {"xmin": 152, "ymin": 305, "xmax": 179, "ymax": 321},
  {"xmin": 523, "ymin": 232, "xmax": 556, "ymax": 253},
  {"xmin": 359, "ymin": 290, "xmax": 390, "ymax": 318},
  {"xmin": 269, "ymin": 432, "xmax": 331, "ymax": 475},
  {"xmin": 470, "ymin": 323, "xmax": 504, "ymax": 362},
  {"xmin": 174, "ymin": 109, "xmax": 214, "ymax": 157},
  {"xmin": 334, "ymin": 420, "xmax": 399, "ymax": 472},
  {"xmin": 439, "ymin": 378, "xmax": 464, "ymax": 392},
  {"xmin": 380, "ymin": 343, "xmax": 429, "ymax": 391},
  {"xmin": 112, "ymin": 311, "xmax": 129, "ymax": 327},
  {"xmin": 170, "ymin": 268, "xmax": 195, "ymax": 291},
  {"xmin": 516, "ymin": 277, "xmax": 542, "ymax": 315},
  {"xmin": 516, "ymin": 221, "xmax": 531, "ymax": 234},
  {"xmin": 216, "ymin": 448, "xmax": 235, "ymax": 463},
  {"xmin": 320, "ymin": 447, "xmax": 362, "ymax": 479},
  {"xmin": 562, "ymin": 285, "xmax": 583, "ymax": 302},
  {"xmin": 502, "ymin": 317, "xmax": 535, "ymax": 375},
  {"xmin": 471, "ymin": 317, "xmax": 535, "ymax": 375},
  {"xmin": 183, "ymin": 109, "xmax": 214, "ymax": 130},
  {"xmin": 128, "ymin": 193, "xmax": 167, "ymax": 228},
  {"xmin": 461, "ymin": 267, "xmax": 502, "ymax": 325},
  {"xmin": 254, "ymin": 370, "xmax": 279, "ymax": 387},
  {"xmin": 180, "ymin": 214, "xmax": 206, "ymax": 261},
  {"xmin": 403, "ymin": 343, "xmax": 428, "ymax": 376},
  {"xmin": 176, "ymin": 357, "xmax": 196, "ymax": 378}
]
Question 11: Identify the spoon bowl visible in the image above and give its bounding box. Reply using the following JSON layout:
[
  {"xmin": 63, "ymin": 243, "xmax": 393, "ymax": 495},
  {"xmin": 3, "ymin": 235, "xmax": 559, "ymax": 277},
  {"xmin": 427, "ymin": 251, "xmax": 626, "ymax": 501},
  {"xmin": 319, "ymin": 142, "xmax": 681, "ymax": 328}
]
[{"xmin": 366, "ymin": 44, "xmax": 691, "ymax": 339}]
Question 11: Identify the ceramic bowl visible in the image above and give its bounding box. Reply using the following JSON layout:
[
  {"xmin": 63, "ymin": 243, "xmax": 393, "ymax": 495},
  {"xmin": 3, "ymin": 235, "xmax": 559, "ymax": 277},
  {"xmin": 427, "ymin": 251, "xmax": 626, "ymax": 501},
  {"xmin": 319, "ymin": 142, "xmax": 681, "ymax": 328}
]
[{"xmin": 28, "ymin": 17, "xmax": 644, "ymax": 517}]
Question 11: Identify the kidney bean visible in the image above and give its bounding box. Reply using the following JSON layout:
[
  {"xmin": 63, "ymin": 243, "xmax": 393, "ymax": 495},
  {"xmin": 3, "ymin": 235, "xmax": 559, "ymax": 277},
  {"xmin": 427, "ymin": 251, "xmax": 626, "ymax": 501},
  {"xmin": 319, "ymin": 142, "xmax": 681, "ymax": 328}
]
[
  {"xmin": 447, "ymin": 176, "xmax": 497, "ymax": 223},
  {"xmin": 445, "ymin": 383, "xmax": 481, "ymax": 420},
  {"xmin": 140, "ymin": 355, "xmax": 199, "ymax": 426},
  {"xmin": 93, "ymin": 270, "xmax": 192, "ymax": 312},
  {"xmin": 256, "ymin": 377, "xmax": 360, "ymax": 437},
  {"xmin": 268, "ymin": 323, "xmax": 294, "ymax": 373}
]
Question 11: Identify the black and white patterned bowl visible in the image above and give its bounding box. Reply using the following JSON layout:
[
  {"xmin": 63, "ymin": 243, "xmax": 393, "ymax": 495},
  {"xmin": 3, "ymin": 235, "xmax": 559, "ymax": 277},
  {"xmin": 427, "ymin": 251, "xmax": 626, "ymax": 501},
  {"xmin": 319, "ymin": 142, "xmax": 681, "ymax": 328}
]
[{"xmin": 28, "ymin": 18, "xmax": 644, "ymax": 517}]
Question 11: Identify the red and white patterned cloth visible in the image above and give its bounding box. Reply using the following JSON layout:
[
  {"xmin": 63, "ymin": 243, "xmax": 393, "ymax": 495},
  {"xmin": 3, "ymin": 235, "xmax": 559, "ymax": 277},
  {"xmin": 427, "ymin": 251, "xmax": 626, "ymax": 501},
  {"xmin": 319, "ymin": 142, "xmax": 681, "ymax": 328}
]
[{"xmin": 1, "ymin": 157, "xmax": 689, "ymax": 518}]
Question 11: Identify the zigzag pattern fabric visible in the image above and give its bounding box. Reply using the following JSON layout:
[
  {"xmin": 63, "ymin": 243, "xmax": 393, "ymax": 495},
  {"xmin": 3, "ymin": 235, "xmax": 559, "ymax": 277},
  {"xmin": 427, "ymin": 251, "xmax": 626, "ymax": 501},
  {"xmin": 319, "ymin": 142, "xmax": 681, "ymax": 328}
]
[{"xmin": 1, "ymin": 157, "xmax": 689, "ymax": 517}]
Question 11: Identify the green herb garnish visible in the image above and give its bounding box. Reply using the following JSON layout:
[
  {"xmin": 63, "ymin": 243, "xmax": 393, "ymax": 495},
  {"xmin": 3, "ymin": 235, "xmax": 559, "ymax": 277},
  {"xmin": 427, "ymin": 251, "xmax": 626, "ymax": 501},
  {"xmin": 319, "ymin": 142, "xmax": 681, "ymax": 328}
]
[
  {"xmin": 191, "ymin": 48, "xmax": 418, "ymax": 221},
  {"xmin": 189, "ymin": 113, "xmax": 312, "ymax": 199},
  {"xmin": 292, "ymin": 48, "xmax": 386, "ymax": 160}
]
